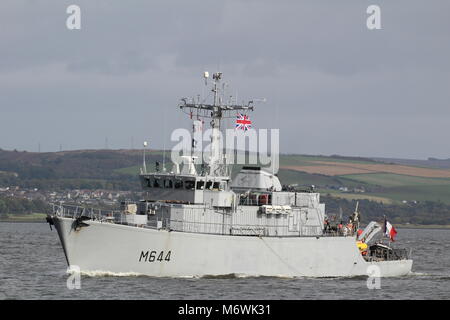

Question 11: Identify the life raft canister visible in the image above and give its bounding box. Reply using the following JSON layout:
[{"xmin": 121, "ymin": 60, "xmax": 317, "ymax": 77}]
[{"xmin": 356, "ymin": 240, "xmax": 368, "ymax": 252}]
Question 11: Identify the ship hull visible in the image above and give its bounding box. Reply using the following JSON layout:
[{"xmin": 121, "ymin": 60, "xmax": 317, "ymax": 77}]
[{"xmin": 53, "ymin": 217, "xmax": 412, "ymax": 278}]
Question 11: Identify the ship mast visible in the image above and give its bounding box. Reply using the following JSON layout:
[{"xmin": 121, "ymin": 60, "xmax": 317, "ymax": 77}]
[{"xmin": 179, "ymin": 72, "xmax": 254, "ymax": 177}]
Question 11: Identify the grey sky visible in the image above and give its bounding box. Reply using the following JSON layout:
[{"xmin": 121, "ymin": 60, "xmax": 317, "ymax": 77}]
[{"xmin": 0, "ymin": 0, "xmax": 449, "ymax": 159}]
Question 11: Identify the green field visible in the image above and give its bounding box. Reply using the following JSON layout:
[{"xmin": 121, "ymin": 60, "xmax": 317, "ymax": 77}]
[
  {"xmin": 115, "ymin": 165, "xmax": 141, "ymax": 175},
  {"xmin": 371, "ymin": 185, "xmax": 450, "ymax": 204},
  {"xmin": 279, "ymin": 154, "xmax": 376, "ymax": 167},
  {"xmin": 277, "ymin": 164, "xmax": 450, "ymax": 205},
  {"xmin": 318, "ymin": 189, "xmax": 394, "ymax": 204},
  {"xmin": 335, "ymin": 173, "xmax": 450, "ymax": 204},
  {"xmin": 277, "ymin": 169, "xmax": 340, "ymax": 186},
  {"xmin": 276, "ymin": 169, "xmax": 367, "ymax": 188},
  {"xmin": 341, "ymin": 173, "xmax": 450, "ymax": 188}
]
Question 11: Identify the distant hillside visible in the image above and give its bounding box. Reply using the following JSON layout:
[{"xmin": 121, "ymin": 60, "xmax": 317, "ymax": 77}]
[
  {"xmin": 0, "ymin": 149, "xmax": 167, "ymax": 190},
  {"xmin": 1, "ymin": 148, "xmax": 450, "ymax": 224},
  {"xmin": 0, "ymin": 149, "xmax": 144, "ymax": 179},
  {"xmin": 0, "ymin": 149, "xmax": 377, "ymax": 181},
  {"xmin": 277, "ymin": 154, "xmax": 450, "ymax": 205},
  {"xmin": 371, "ymin": 157, "xmax": 450, "ymax": 169},
  {"xmin": 1, "ymin": 148, "xmax": 450, "ymax": 205}
]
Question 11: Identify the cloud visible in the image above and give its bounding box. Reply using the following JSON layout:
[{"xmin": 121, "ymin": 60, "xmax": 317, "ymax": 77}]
[{"xmin": 0, "ymin": 0, "xmax": 449, "ymax": 158}]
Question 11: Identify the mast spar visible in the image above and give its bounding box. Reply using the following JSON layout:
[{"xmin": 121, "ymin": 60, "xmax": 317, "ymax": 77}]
[{"xmin": 179, "ymin": 72, "xmax": 254, "ymax": 177}]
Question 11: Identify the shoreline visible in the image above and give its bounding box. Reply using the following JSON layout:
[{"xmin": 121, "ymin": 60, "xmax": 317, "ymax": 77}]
[
  {"xmin": 0, "ymin": 220, "xmax": 46, "ymax": 223},
  {"xmin": 0, "ymin": 213, "xmax": 47, "ymax": 223}
]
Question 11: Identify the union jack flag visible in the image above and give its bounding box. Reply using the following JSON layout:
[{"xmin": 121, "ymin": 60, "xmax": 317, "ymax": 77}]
[{"xmin": 235, "ymin": 113, "xmax": 252, "ymax": 131}]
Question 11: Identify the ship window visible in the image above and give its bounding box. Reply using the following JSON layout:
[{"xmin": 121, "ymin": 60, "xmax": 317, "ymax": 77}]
[
  {"xmin": 185, "ymin": 180, "xmax": 195, "ymax": 190},
  {"xmin": 213, "ymin": 182, "xmax": 220, "ymax": 190},
  {"xmin": 146, "ymin": 178, "xmax": 152, "ymax": 188},
  {"xmin": 164, "ymin": 179, "xmax": 173, "ymax": 188},
  {"xmin": 205, "ymin": 181, "xmax": 213, "ymax": 189},
  {"xmin": 196, "ymin": 181, "xmax": 205, "ymax": 190},
  {"xmin": 153, "ymin": 179, "xmax": 161, "ymax": 188},
  {"xmin": 174, "ymin": 180, "xmax": 183, "ymax": 189}
]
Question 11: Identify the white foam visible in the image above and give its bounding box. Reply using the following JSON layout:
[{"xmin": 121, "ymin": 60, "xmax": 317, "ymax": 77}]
[
  {"xmin": 406, "ymin": 271, "xmax": 428, "ymax": 277},
  {"xmin": 66, "ymin": 269, "xmax": 144, "ymax": 277}
]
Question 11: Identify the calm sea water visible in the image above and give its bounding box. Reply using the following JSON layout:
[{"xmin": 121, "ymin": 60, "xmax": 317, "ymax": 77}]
[{"xmin": 0, "ymin": 222, "xmax": 449, "ymax": 300}]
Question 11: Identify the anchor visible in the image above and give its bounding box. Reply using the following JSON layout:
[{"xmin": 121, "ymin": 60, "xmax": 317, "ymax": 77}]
[
  {"xmin": 45, "ymin": 215, "xmax": 54, "ymax": 231},
  {"xmin": 72, "ymin": 216, "xmax": 91, "ymax": 231}
]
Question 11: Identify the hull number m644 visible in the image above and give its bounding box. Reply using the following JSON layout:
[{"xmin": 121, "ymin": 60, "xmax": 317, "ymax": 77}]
[{"xmin": 139, "ymin": 250, "xmax": 171, "ymax": 262}]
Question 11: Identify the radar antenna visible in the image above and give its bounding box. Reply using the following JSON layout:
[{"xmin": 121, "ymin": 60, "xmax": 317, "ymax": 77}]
[{"xmin": 179, "ymin": 72, "xmax": 256, "ymax": 177}]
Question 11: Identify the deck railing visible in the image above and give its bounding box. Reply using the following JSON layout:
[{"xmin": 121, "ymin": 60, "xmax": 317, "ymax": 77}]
[{"xmin": 51, "ymin": 203, "xmax": 340, "ymax": 237}]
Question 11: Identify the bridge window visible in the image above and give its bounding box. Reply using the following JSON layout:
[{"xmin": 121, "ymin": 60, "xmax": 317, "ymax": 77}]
[
  {"xmin": 196, "ymin": 181, "xmax": 205, "ymax": 190},
  {"xmin": 153, "ymin": 179, "xmax": 161, "ymax": 188},
  {"xmin": 164, "ymin": 179, "xmax": 173, "ymax": 188},
  {"xmin": 205, "ymin": 181, "xmax": 213, "ymax": 189},
  {"xmin": 174, "ymin": 179, "xmax": 183, "ymax": 189},
  {"xmin": 185, "ymin": 180, "xmax": 195, "ymax": 190}
]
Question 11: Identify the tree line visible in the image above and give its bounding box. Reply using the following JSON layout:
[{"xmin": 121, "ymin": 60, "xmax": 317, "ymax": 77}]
[{"xmin": 0, "ymin": 196, "xmax": 49, "ymax": 216}]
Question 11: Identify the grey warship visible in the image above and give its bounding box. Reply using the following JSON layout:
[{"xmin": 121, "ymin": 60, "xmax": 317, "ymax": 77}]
[{"xmin": 48, "ymin": 72, "xmax": 413, "ymax": 277}]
